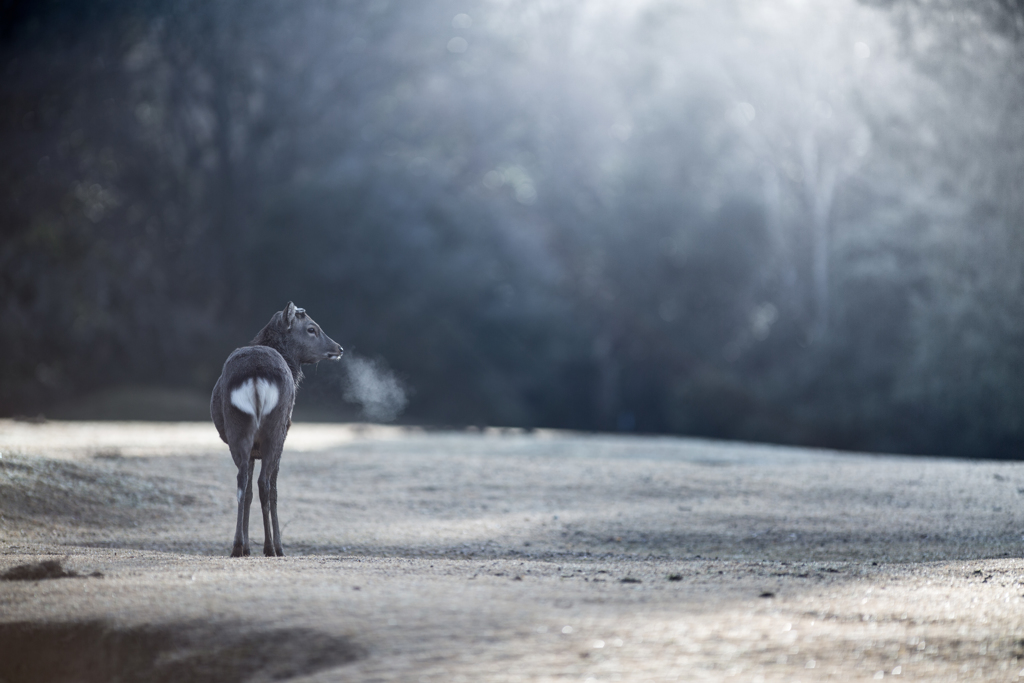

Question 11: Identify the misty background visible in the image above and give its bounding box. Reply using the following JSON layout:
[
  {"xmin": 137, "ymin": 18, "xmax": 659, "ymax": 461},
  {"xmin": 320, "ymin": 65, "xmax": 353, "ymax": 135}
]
[{"xmin": 2, "ymin": 0, "xmax": 1023, "ymax": 457}]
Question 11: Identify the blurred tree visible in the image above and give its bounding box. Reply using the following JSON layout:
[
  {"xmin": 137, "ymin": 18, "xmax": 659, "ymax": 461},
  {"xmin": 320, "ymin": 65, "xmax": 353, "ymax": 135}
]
[{"xmin": 1, "ymin": 0, "xmax": 1023, "ymax": 457}]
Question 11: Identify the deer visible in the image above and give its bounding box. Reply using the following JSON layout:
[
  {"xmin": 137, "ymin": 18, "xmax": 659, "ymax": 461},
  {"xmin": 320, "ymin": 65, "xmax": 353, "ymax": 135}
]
[{"xmin": 211, "ymin": 302, "xmax": 342, "ymax": 557}]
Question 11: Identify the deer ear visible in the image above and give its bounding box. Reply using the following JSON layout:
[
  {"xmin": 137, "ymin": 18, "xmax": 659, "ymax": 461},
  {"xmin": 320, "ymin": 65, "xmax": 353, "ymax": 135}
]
[{"xmin": 283, "ymin": 302, "xmax": 297, "ymax": 330}]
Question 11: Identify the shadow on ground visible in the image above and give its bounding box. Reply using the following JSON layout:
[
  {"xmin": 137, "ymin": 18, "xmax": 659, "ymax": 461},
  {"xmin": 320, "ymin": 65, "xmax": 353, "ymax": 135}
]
[{"xmin": 0, "ymin": 620, "xmax": 363, "ymax": 683}]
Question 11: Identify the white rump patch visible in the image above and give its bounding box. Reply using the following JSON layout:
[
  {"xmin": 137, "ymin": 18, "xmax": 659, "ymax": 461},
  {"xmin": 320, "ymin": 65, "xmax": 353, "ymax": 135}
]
[{"xmin": 230, "ymin": 378, "xmax": 280, "ymax": 429}]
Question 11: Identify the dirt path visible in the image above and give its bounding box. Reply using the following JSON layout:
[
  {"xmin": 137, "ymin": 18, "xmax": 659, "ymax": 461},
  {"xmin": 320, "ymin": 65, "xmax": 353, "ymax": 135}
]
[{"xmin": 1, "ymin": 419, "xmax": 1024, "ymax": 682}]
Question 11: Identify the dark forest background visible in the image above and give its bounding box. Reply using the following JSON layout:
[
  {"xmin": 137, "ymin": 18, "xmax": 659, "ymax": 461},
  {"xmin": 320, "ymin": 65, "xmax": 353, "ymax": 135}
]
[{"xmin": 3, "ymin": 0, "xmax": 1024, "ymax": 458}]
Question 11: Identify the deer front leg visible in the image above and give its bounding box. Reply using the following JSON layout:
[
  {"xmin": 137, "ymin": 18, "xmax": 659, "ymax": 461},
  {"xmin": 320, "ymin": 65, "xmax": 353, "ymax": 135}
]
[{"xmin": 270, "ymin": 464, "xmax": 284, "ymax": 556}]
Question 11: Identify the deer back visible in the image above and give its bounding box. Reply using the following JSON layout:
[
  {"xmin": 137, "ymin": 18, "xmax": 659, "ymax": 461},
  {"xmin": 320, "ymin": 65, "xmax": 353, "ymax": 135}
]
[{"xmin": 211, "ymin": 345, "xmax": 296, "ymax": 445}]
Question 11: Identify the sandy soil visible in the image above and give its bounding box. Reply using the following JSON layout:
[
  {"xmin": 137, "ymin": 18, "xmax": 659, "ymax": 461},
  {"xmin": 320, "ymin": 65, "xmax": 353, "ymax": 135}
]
[{"xmin": 2, "ymin": 419, "xmax": 1024, "ymax": 682}]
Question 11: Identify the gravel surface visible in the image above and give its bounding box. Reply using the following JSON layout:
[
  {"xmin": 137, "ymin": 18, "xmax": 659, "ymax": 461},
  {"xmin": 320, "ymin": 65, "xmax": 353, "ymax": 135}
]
[{"xmin": 1, "ymin": 419, "xmax": 1024, "ymax": 682}]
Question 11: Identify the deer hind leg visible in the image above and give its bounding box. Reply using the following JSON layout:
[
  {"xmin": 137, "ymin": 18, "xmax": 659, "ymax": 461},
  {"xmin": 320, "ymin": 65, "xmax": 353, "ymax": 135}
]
[
  {"xmin": 257, "ymin": 457, "xmax": 275, "ymax": 557},
  {"xmin": 241, "ymin": 456, "xmax": 257, "ymax": 556},
  {"xmin": 258, "ymin": 431, "xmax": 287, "ymax": 557},
  {"xmin": 228, "ymin": 434, "xmax": 255, "ymax": 558},
  {"xmin": 257, "ymin": 463, "xmax": 284, "ymax": 556}
]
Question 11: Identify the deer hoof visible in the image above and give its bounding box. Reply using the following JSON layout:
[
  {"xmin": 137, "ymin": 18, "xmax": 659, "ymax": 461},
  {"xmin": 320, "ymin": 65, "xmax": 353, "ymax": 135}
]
[{"xmin": 230, "ymin": 545, "xmax": 246, "ymax": 558}]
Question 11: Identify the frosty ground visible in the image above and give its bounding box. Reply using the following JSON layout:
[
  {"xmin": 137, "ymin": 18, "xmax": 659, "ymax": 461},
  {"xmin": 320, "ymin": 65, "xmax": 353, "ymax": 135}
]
[{"xmin": 1, "ymin": 419, "xmax": 1023, "ymax": 682}]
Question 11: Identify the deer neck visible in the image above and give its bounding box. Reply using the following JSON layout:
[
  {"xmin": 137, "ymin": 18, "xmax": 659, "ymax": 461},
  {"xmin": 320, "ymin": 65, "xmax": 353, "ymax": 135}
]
[{"xmin": 250, "ymin": 327, "xmax": 304, "ymax": 386}]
